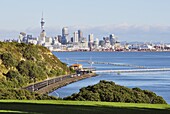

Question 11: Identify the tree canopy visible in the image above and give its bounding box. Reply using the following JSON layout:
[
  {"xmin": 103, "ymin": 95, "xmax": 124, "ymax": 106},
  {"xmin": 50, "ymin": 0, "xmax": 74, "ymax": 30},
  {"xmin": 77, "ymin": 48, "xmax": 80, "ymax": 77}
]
[
  {"xmin": 64, "ymin": 80, "xmax": 167, "ymax": 104},
  {"xmin": 0, "ymin": 42, "xmax": 71, "ymax": 100},
  {"xmin": 0, "ymin": 42, "xmax": 71, "ymax": 88}
]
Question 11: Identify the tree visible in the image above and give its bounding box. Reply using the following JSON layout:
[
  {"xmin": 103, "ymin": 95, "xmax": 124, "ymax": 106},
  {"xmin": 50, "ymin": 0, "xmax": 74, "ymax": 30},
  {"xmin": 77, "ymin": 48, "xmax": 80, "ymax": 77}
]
[
  {"xmin": 6, "ymin": 70, "xmax": 20, "ymax": 79},
  {"xmin": 1, "ymin": 53, "xmax": 18, "ymax": 68},
  {"xmin": 64, "ymin": 80, "xmax": 167, "ymax": 104}
]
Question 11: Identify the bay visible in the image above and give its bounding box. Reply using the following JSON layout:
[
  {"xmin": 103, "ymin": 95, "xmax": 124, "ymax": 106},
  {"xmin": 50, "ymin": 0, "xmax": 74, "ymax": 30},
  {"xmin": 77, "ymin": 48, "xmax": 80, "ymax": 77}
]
[{"xmin": 49, "ymin": 52, "xmax": 170, "ymax": 104}]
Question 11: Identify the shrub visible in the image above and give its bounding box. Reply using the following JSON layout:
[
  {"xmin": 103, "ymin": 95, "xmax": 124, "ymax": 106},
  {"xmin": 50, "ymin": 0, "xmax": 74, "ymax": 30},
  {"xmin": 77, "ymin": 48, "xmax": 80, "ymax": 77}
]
[
  {"xmin": 64, "ymin": 80, "xmax": 167, "ymax": 104},
  {"xmin": 1, "ymin": 53, "xmax": 18, "ymax": 68},
  {"xmin": 0, "ymin": 89, "xmax": 58, "ymax": 100}
]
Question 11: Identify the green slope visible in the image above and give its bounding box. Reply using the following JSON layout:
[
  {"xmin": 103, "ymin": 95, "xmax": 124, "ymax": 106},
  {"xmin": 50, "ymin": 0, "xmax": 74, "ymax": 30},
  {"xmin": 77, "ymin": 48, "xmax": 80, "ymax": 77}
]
[
  {"xmin": 0, "ymin": 100, "xmax": 170, "ymax": 114},
  {"xmin": 0, "ymin": 42, "xmax": 71, "ymax": 100},
  {"xmin": 0, "ymin": 42, "xmax": 71, "ymax": 88}
]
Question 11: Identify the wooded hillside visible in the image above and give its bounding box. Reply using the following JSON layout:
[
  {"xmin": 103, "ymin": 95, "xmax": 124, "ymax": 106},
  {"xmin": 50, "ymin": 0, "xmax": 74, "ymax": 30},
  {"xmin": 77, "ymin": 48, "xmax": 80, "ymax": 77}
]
[{"xmin": 0, "ymin": 42, "xmax": 71, "ymax": 88}]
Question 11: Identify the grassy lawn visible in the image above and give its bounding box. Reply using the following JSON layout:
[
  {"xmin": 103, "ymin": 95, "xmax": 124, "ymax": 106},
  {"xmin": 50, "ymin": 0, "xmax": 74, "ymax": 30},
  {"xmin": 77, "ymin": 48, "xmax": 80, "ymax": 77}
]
[{"xmin": 0, "ymin": 100, "xmax": 170, "ymax": 114}]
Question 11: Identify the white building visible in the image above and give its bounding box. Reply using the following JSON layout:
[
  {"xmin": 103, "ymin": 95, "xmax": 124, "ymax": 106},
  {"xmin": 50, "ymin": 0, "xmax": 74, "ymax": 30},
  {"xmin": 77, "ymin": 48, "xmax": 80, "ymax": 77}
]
[
  {"xmin": 73, "ymin": 31, "xmax": 79, "ymax": 43},
  {"xmin": 93, "ymin": 38, "xmax": 99, "ymax": 49},
  {"xmin": 88, "ymin": 34, "xmax": 94, "ymax": 43},
  {"xmin": 39, "ymin": 30, "xmax": 46, "ymax": 44},
  {"xmin": 105, "ymin": 39, "xmax": 111, "ymax": 48},
  {"xmin": 139, "ymin": 44, "xmax": 155, "ymax": 50}
]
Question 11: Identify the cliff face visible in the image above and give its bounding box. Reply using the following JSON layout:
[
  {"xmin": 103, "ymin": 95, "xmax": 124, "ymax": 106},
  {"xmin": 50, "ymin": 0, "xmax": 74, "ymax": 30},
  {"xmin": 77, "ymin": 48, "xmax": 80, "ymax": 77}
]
[{"xmin": 0, "ymin": 42, "xmax": 70, "ymax": 88}]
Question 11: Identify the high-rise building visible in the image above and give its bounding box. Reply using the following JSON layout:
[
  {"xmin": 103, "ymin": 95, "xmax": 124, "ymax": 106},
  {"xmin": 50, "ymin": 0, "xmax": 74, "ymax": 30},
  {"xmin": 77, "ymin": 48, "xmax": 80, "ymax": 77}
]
[
  {"xmin": 18, "ymin": 32, "xmax": 26, "ymax": 43},
  {"xmin": 73, "ymin": 31, "xmax": 79, "ymax": 43},
  {"xmin": 62, "ymin": 27, "xmax": 69, "ymax": 44},
  {"xmin": 62, "ymin": 27, "xmax": 69, "ymax": 36},
  {"xmin": 88, "ymin": 34, "xmax": 94, "ymax": 43},
  {"xmin": 94, "ymin": 38, "xmax": 99, "ymax": 49},
  {"xmin": 109, "ymin": 34, "xmax": 116, "ymax": 45},
  {"xmin": 78, "ymin": 30, "xmax": 83, "ymax": 41},
  {"xmin": 57, "ymin": 35, "xmax": 62, "ymax": 43},
  {"xmin": 53, "ymin": 37, "xmax": 59, "ymax": 44},
  {"xmin": 88, "ymin": 34, "xmax": 94, "ymax": 49}
]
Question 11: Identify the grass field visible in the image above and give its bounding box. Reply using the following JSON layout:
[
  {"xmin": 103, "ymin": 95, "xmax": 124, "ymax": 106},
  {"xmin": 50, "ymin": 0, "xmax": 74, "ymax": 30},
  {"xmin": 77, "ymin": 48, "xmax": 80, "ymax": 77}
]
[{"xmin": 0, "ymin": 100, "xmax": 170, "ymax": 114}]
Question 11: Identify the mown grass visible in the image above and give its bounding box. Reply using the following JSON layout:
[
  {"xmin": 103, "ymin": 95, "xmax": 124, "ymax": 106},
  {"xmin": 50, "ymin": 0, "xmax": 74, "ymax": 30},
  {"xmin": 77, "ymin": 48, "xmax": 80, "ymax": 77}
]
[
  {"xmin": 0, "ymin": 100, "xmax": 170, "ymax": 114},
  {"xmin": 0, "ymin": 110, "xmax": 31, "ymax": 114}
]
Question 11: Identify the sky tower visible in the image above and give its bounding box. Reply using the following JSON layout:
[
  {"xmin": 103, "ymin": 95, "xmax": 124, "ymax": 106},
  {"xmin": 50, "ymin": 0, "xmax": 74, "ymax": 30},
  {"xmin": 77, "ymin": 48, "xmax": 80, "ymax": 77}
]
[
  {"xmin": 39, "ymin": 12, "xmax": 46, "ymax": 44},
  {"xmin": 41, "ymin": 12, "xmax": 45, "ymax": 31}
]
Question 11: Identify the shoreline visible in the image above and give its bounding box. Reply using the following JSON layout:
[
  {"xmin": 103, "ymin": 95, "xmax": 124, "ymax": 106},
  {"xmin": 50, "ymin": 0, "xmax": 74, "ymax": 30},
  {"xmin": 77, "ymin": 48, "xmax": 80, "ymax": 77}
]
[
  {"xmin": 36, "ymin": 73, "xmax": 98, "ymax": 94},
  {"xmin": 52, "ymin": 50, "xmax": 170, "ymax": 52}
]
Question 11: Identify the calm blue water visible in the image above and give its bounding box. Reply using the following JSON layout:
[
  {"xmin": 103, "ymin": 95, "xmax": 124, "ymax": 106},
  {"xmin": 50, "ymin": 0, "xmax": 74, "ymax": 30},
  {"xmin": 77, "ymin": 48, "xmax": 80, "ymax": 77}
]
[{"xmin": 49, "ymin": 52, "xmax": 170, "ymax": 104}]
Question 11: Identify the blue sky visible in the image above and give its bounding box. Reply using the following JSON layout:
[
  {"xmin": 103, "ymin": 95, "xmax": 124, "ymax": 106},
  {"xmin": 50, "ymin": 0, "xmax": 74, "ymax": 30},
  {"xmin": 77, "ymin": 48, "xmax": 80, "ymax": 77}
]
[{"xmin": 0, "ymin": 0, "xmax": 170, "ymax": 42}]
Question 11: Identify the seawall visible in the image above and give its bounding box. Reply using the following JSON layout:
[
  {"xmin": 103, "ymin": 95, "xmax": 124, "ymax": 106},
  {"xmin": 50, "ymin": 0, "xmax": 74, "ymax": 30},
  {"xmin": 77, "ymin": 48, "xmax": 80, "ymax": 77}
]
[{"xmin": 35, "ymin": 73, "xmax": 97, "ymax": 94}]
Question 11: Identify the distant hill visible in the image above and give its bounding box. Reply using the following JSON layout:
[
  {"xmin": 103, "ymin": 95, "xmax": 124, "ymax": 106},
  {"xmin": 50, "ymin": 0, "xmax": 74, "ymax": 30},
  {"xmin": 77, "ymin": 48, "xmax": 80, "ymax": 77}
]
[
  {"xmin": 64, "ymin": 80, "xmax": 167, "ymax": 104},
  {"xmin": 0, "ymin": 42, "xmax": 71, "ymax": 89}
]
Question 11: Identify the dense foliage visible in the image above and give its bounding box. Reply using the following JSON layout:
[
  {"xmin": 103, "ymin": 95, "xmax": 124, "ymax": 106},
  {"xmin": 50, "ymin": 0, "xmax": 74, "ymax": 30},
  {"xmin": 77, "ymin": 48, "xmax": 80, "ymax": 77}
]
[
  {"xmin": 0, "ymin": 88, "xmax": 58, "ymax": 100},
  {"xmin": 0, "ymin": 42, "xmax": 71, "ymax": 99},
  {"xmin": 64, "ymin": 80, "xmax": 167, "ymax": 104},
  {"xmin": 0, "ymin": 42, "xmax": 71, "ymax": 88}
]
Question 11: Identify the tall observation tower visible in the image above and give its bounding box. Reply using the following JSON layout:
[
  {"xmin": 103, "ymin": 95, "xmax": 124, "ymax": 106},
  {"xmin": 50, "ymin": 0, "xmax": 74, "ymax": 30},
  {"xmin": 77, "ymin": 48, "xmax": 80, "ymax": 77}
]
[
  {"xmin": 41, "ymin": 12, "xmax": 45, "ymax": 31},
  {"xmin": 39, "ymin": 12, "xmax": 46, "ymax": 44}
]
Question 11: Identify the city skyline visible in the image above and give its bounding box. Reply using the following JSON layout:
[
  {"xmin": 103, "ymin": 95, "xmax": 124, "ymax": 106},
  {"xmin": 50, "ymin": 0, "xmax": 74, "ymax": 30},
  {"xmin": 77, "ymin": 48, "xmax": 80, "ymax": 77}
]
[{"xmin": 1, "ymin": 0, "xmax": 170, "ymax": 42}]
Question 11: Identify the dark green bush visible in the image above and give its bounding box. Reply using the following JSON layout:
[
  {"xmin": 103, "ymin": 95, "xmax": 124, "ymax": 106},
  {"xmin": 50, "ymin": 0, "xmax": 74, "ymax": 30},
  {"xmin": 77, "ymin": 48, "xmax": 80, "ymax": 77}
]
[
  {"xmin": 1, "ymin": 53, "xmax": 18, "ymax": 68},
  {"xmin": 64, "ymin": 80, "xmax": 167, "ymax": 104},
  {"xmin": 0, "ymin": 89, "xmax": 58, "ymax": 100},
  {"xmin": 17, "ymin": 60, "xmax": 47, "ymax": 82}
]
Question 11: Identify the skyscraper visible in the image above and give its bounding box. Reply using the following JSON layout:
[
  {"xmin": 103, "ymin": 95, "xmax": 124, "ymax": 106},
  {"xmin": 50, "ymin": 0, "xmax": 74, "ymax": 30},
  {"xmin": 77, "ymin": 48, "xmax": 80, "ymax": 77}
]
[
  {"xmin": 73, "ymin": 31, "xmax": 78, "ymax": 43},
  {"xmin": 88, "ymin": 34, "xmax": 94, "ymax": 50},
  {"xmin": 62, "ymin": 27, "xmax": 69, "ymax": 44},
  {"xmin": 88, "ymin": 34, "xmax": 94, "ymax": 43},
  {"xmin": 109, "ymin": 34, "xmax": 116, "ymax": 45},
  {"xmin": 78, "ymin": 30, "xmax": 83, "ymax": 41},
  {"xmin": 62, "ymin": 27, "xmax": 69, "ymax": 36}
]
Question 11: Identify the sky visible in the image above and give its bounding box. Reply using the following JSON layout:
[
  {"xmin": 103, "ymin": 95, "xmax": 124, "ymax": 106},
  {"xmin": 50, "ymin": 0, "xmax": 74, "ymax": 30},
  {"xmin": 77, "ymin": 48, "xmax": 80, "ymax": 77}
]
[{"xmin": 0, "ymin": 0, "xmax": 170, "ymax": 42}]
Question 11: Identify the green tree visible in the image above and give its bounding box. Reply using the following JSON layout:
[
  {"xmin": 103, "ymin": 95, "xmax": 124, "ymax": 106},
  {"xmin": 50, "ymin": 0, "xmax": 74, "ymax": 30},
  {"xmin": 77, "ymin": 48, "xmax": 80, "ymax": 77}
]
[
  {"xmin": 5, "ymin": 70, "xmax": 20, "ymax": 79},
  {"xmin": 64, "ymin": 80, "xmax": 167, "ymax": 104},
  {"xmin": 1, "ymin": 53, "xmax": 18, "ymax": 68}
]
